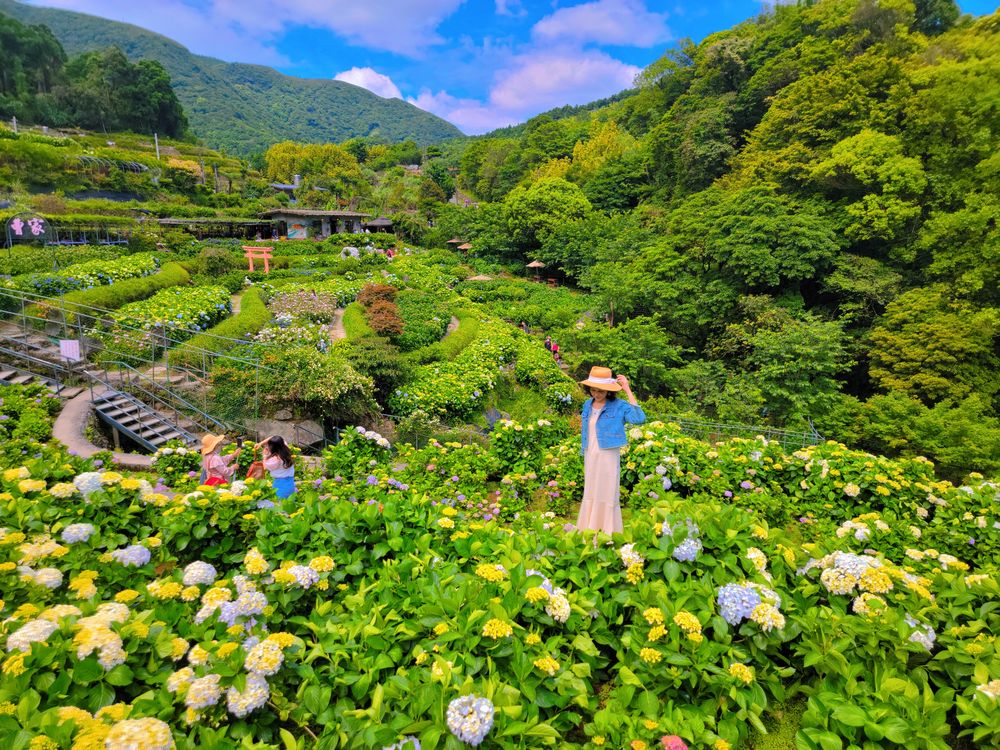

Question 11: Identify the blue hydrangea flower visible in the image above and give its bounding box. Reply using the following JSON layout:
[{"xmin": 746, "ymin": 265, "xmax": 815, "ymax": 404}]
[
  {"xmin": 673, "ymin": 537, "xmax": 703, "ymax": 562},
  {"xmin": 111, "ymin": 544, "xmax": 151, "ymax": 567},
  {"xmin": 182, "ymin": 561, "xmax": 217, "ymax": 586},
  {"xmin": 72, "ymin": 472, "xmax": 104, "ymax": 499},
  {"xmin": 446, "ymin": 695, "xmax": 494, "ymax": 746},
  {"xmin": 60, "ymin": 523, "xmax": 95, "ymax": 544},
  {"xmin": 288, "ymin": 565, "xmax": 319, "ymax": 589},
  {"xmin": 383, "ymin": 738, "xmax": 421, "ymax": 750},
  {"xmin": 717, "ymin": 583, "xmax": 762, "ymax": 625}
]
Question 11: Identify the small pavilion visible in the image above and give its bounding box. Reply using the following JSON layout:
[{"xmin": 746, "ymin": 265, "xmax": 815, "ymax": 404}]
[{"xmin": 363, "ymin": 217, "xmax": 394, "ymax": 233}]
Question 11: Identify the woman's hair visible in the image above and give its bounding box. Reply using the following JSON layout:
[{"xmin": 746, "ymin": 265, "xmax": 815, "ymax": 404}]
[
  {"xmin": 265, "ymin": 435, "xmax": 294, "ymax": 468},
  {"xmin": 585, "ymin": 387, "xmax": 617, "ymax": 400}
]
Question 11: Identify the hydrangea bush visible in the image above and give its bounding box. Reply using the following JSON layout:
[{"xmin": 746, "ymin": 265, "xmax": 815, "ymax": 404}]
[
  {"xmin": 96, "ymin": 286, "xmax": 231, "ymax": 364},
  {"xmin": 0, "ymin": 386, "xmax": 997, "ymax": 748}
]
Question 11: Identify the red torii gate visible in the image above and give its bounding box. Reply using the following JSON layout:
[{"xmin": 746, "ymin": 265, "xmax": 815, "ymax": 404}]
[{"xmin": 243, "ymin": 246, "xmax": 273, "ymax": 273}]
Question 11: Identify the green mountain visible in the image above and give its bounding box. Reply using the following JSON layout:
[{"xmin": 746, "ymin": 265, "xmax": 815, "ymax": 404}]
[{"xmin": 0, "ymin": 0, "xmax": 462, "ymax": 154}]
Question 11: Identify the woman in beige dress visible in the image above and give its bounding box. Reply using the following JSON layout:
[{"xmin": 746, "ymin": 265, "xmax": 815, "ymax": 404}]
[{"xmin": 576, "ymin": 366, "xmax": 645, "ymax": 534}]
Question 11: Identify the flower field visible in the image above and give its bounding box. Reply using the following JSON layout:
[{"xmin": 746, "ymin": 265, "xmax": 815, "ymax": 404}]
[
  {"xmin": 0, "ymin": 383, "xmax": 997, "ymax": 750},
  {"xmin": 95, "ymin": 286, "xmax": 231, "ymax": 364},
  {"xmin": 6, "ymin": 254, "xmax": 158, "ymax": 297}
]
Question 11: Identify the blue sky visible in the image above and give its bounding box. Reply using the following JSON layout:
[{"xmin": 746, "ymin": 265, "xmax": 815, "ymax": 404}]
[{"xmin": 29, "ymin": 0, "xmax": 999, "ymax": 134}]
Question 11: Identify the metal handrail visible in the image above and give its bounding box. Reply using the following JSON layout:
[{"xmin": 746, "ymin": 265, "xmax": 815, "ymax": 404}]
[
  {"xmin": 0, "ymin": 287, "xmax": 271, "ymax": 375},
  {"xmin": 86, "ymin": 361, "xmax": 230, "ymax": 436},
  {"xmin": 649, "ymin": 413, "xmax": 823, "ymax": 449},
  {"xmin": 90, "ymin": 388, "xmax": 196, "ymax": 450},
  {"xmin": 0, "ymin": 343, "xmax": 72, "ymax": 382}
]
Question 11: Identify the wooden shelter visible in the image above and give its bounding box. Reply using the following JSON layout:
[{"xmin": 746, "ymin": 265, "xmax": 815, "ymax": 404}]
[
  {"xmin": 526, "ymin": 260, "xmax": 546, "ymax": 280},
  {"xmin": 364, "ymin": 217, "xmax": 394, "ymax": 232}
]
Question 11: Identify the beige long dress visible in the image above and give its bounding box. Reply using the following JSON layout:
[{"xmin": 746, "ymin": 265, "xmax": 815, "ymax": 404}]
[{"xmin": 576, "ymin": 406, "xmax": 624, "ymax": 534}]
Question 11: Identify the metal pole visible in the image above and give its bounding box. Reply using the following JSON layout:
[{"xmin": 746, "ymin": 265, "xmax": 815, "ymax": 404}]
[{"xmin": 154, "ymin": 132, "xmax": 160, "ymax": 161}]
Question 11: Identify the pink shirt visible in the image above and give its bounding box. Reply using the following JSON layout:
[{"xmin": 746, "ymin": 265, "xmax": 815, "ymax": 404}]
[{"xmin": 203, "ymin": 452, "xmax": 237, "ymax": 479}]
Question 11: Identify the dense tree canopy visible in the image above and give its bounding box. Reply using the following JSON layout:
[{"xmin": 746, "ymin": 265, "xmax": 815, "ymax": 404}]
[
  {"xmin": 0, "ymin": 13, "xmax": 188, "ymax": 136},
  {"xmin": 59, "ymin": 48, "xmax": 188, "ymax": 137},
  {"xmin": 436, "ymin": 0, "xmax": 998, "ymax": 471}
]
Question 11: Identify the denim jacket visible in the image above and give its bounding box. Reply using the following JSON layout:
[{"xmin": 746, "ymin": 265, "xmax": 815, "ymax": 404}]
[{"xmin": 580, "ymin": 397, "xmax": 646, "ymax": 453}]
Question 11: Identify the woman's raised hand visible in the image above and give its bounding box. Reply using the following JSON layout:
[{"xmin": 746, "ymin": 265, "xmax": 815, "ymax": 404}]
[{"xmin": 615, "ymin": 374, "xmax": 631, "ymax": 390}]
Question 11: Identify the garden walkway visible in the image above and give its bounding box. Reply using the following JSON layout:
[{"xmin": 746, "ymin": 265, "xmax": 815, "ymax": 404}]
[
  {"xmin": 443, "ymin": 315, "xmax": 460, "ymax": 337},
  {"xmin": 51, "ymin": 385, "xmax": 152, "ymax": 469},
  {"xmin": 329, "ymin": 308, "xmax": 346, "ymax": 340}
]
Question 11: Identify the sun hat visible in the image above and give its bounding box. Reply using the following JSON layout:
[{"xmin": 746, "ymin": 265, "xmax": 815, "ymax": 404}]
[
  {"xmin": 200, "ymin": 433, "xmax": 226, "ymax": 456},
  {"xmin": 578, "ymin": 366, "xmax": 622, "ymax": 392}
]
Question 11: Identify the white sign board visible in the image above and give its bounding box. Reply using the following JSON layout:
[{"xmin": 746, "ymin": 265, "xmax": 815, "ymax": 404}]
[{"xmin": 59, "ymin": 339, "xmax": 82, "ymax": 362}]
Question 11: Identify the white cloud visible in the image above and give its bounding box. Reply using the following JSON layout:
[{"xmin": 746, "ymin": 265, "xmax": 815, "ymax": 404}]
[
  {"xmin": 495, "ymin": 0, "xmax": 526, "ymax": 17},
  {"xmin": 29, "ymin": 0, "xmax": 291, "ymax": 65},
  {"xmin": 408, "ymin": 48, "xmax": 640, "ymax": 134},
  {"xmin": 532, "ymin": 0, "xmax": 671, "ymax": 48},
  {"xmin": 211, "ymin": 0, "xmax": 467, "ymax": 57},
  {"xmin": 491, "ymin": 48, "xmax": 640, "ymax": 112},
  {"xmin": 334, "ymin": 67, "xmax": 403, "ymax": 99},
  {"xmin": 31, "ymin": 0, "xmax": 467, "ymax": 60},
  {"xmin": 408, "ymin": 89, "xmax": 518, "ymax": 133}
]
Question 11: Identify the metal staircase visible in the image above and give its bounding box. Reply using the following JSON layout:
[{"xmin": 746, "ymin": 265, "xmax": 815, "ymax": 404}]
[
  {"xmin": 85, "ymin": 361, "xmax": 232, "ymax": 451},
  {"xmin": 91, "ymin": 390, "xmax": 196, "ymax": 450},
  {"xmin": 0, "ymin": 362, "xmax": 85, "ymax": 399}
]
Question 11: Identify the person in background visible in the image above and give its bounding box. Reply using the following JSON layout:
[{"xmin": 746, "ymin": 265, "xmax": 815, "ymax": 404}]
[
  {"xmin": 544, "ymin": 336, "xmax": 552, "ymax": 352},
  {"xmin": 551, "ymin": 341, "xmax": 560, "ymax": 360},
  {"xmin": 201, "ymin": 433, "xmax": 240, "ymax": 486},
  {"xmin": 256, "ymin": 435, "xmax": 296, "ymax": 498},
  {"xmin": 576, "ymin": 367, "xmax": 645, "ymax": 534}
]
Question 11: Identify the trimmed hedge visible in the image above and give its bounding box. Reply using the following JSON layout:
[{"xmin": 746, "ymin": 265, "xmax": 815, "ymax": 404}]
[
  {"xmin": 23, "ymin": 262, "xmax": 190, "ymax": 323},
  {"xmin": 58, "ymin": 262, "xmax": 190, "ymax": 314},
  {"xmin": 167, "ymin": 287, "xmax": 270, "ymax": 368},
  {"xmin": 440, "ymin": 309, "xmax": 480, "ymax": 360},
  {"xmin": 342, "ymin": 302, "xmax": 373, "ymax": 339}
]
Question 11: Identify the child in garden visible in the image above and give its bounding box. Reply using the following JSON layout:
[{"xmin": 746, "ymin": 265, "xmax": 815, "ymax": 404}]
[
  {"xmin": 257, "ymin": 435, "xmax": 296, "ymax": 498},
  {"xmin": 200, "ymin": 433, "xmax": 241, "ymax": 486},
  {"xmin": 576, "ymin": 367, "xmax": 645, "ymax": 534}
]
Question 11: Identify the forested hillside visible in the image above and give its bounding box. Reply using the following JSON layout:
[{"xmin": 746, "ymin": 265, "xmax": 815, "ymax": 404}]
[
  {"xmin": 0, "ymin": 12, "xmax": 187, "ymax": 137},
  {"xmin": 0, "ymin": 0, "xmax": 462, "ymax": 154},
  {"xmin": 432, "ymin": 0, "xmax": 1000, "ymax": 475}
]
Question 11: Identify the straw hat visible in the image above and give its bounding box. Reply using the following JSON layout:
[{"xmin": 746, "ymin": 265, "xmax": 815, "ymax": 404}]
[
  {"xmin": 578, "ymin": 366, "xmax": 622, "ymax": 392},
  {"xmin": 200, "ymin": 433, "xmax": 226, "ymax": 456}
]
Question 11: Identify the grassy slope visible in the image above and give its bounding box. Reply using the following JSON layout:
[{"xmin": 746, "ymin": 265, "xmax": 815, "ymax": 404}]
[{"xmin": 0, "ymin": 0, "xmax": 462, "ymax": 154}]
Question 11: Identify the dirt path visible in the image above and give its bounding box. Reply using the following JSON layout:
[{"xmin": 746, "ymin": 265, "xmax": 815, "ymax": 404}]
[
  {"xmin": 443, "ymin": 315, "xmax": 460, "ymax": 337},
  {"xmin": 230, "ymin": 292, "xmax": 242, "ymax": 316},
  {"xmin": 329, "ymin": 308, "xmax": 346, "ymax": 340}
]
